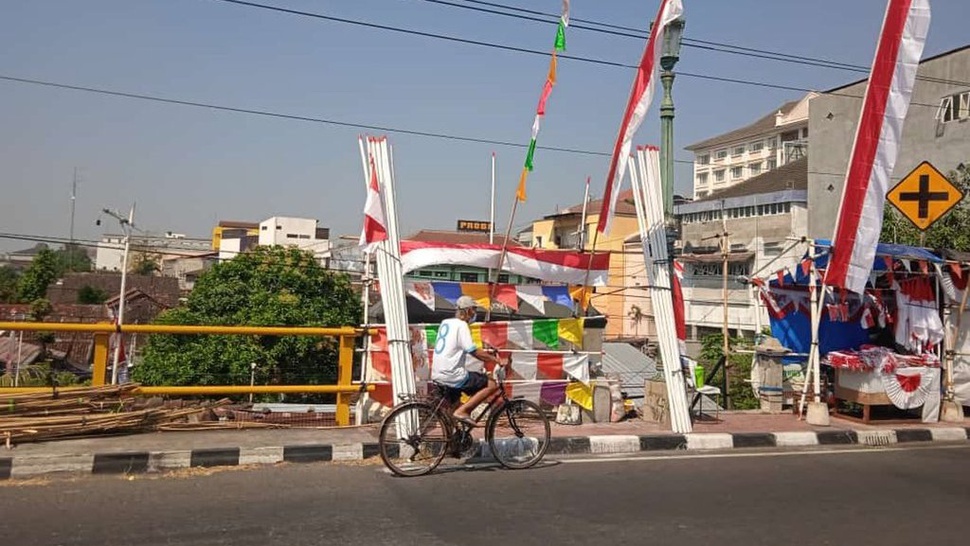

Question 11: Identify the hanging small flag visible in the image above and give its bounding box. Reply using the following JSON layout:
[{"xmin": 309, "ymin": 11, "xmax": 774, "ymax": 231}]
[
  {"xmin": 515, "ymin": 0, "xmax": 570, "ymax": 202},
  {"xmin": 919, "ymin": 260, "xmax": 929, "ymax": 275},
  {"xmin": 801, "ymin": 257, "xmax": 812, "ymax": 277},
  {"xmin": 359, "ymin": 155, "xmax": 389, "ymax": 252},
  {"xmin": 525, "ymin": 138, "xmax": 537, "ymax": 171},
  {"xmin": 776, "ymin": 270, "xmax": 786, "ymax": 287}
]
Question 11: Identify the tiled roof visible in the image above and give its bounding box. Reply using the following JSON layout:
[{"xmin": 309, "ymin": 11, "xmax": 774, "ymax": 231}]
[
  {"xmin": 693, "ymin": 157, "xmax": 808, "ymax": 203},
  {"xmin": 685, "ymin": 99, "xmax": 802, "ymax": 151},
  {"xmin": 405, "ymin": 230, "xmax": 522, "ymax": 247}
]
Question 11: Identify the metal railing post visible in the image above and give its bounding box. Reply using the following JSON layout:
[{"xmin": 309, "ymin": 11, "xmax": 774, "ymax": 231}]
[
  {"xmin": 92, "ymin": 333, "xmax": 110, "ymax": 386},
  {"xmin": 336, "ymin": 334, "xmax": 356, "ymax": 426}
]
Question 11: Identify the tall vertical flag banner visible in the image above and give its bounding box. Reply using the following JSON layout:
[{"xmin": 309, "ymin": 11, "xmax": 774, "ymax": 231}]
[
  {"xmin": 359, "ymin": 155, "xmax": 389, "ymax": 252},
  {"xmin": 516, "ymin": 0, "xmax": 570, "ymax": 202},
  {"xmin": 824, "ymin": 0, "xmax": 931, "ymax": 294},
  {"xmin": 597, "ymin": 0, "xmax": 684, "ymax": 234}
]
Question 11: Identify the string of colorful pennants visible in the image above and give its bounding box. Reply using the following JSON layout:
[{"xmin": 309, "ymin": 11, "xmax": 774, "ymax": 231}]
[
  {"xmin": 405, "ymin": 280, "xmax": 591, "ymax": 312},
  {"xmin": 372, "ymin": 318, "xmax": 586, "ymax": 351},
  {"xmin": 516, "ymin": 0, "xmax": 569, "ymax": 201}
]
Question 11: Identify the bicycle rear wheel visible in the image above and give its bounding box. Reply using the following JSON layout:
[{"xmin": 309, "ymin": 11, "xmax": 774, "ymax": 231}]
[
  {"xmin": 486, "ymin": 399, "xmax": 551, "ymax": 470},
  {"xmin": 378, "ymin": 402, "xmax": 450, "ymax": 477}
]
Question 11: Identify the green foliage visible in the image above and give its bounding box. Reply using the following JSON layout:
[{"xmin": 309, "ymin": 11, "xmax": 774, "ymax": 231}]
[
  {"xmin": 0, "ymin": 266, "xmax": 18, "ymax": 303},
  {"xmin": 55, "ymin": 244, "xmax": 92, "ymax": 273},
  {"xmin": 135, "ymin": 246, "xmax": 361, "ymax": 401},
  {"xmin": 17, "ymin": 248, "xmax": 61, "ymax": 302},
  {"xmin": 698, "ymin": 333, "xmax": 759, "ymax": 410},
  {"xmin": 0, "ymin": 363, "xmax": 79, "ymax": 388},
  {"xmin": 881, "ymin": 163, "xmax": 970, "ymax": 249},
  {"xmin": 130, "ymin": 253, "xmax": 160, "ymax": 275},
  {"xmin": 77, "ymin": 285, "xmax": 109, "ymax": 305}
]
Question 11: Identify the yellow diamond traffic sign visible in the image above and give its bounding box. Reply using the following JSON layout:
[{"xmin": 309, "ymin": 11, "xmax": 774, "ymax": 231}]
[{"xmin": 887, "ymin": 161, "xmax": 964, "ymax": 231}]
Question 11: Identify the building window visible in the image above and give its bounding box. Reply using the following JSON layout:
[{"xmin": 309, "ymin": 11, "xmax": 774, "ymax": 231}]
[
  {"xmin": 731, "ymin": 166, "xmax": 744, "ymax": 179},
  {"xmin": 697, "ymin": 154, "xmax": 710, "ymax": 165},
  {"xmin": 298, "ymin": 234, "xmax": 310, "ymax": 239},
  {"xmin": 802, "ymin": 127, "xmax": 809, "ymax": 138},
  {"xmin": 767, "ymin": 159, "xmax": 777, "ymax": 170},
  {"xmin": 534, "ymin": 236, "xmax": 543, "ymax": 247},
  {"xmin": 696, "ymin": 172, "xmax": 709, "ymax": 186},
  {"xmin": 459, "ymin": 272, "xmax": 479, "ymax": 283},
  {"xmin": 276, "ymin": 225, "xmax": 282, "ymax": 230},
  {"xmin": 434, "ymin": 271, "xmax": 450, "ymax": 278},
  {"xmin": 696, "ymin": 191, "xmax": 708, "ymax": 198},
  {"xmin": 286, "ymin": 233, "xmax": 298, "ymax": 239},
  {"xmin": 749, "ymin": 162, "xmax": 762, "ymax": 176},
  {"xmin": 714, "ymin": 149, "xmax": 728, "ymax": 161},
  {"xmin": 417, "ymin": 270, "xmax": 432, "ymax": 277},
  {"xmin": 749, "ymin": 141, "xmax": 764, "ymax": 153},
  {"xmin": 937, "ymin": 92, "xmax": 970, "ymax": 123},
  {"xmin": 714, "ymin": 170, "xmax": 726, "ymax": 182},
  {"xmin": 498, "ymin": 274, "xmax": 509, "ymax": 283},
  {"xmin": 732, "ymin": 145, "xmax": 745, "ymax": 157},
  {"xmin": 260, "ymin": 226, "xmax": 267, "ymax": 231}
]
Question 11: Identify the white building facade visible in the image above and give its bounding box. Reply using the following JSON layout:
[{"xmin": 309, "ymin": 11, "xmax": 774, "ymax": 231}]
[
  {"xmin": 686, "ymin": 92, "xmax": 816, "ymax": 199},
  {"xmin": 95, "ymin": 233, "xmax": 211, "ymax": 272}
]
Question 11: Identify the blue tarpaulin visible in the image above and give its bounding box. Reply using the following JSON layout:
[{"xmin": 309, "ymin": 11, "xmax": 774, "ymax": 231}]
[{"xmin": 812, "ymin": 239, "xmax": 942, "ymax": 270}]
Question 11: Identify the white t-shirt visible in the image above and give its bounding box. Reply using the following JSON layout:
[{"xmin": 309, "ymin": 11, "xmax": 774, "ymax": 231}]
[{"xmin": 431, "ymin": 318, "xmax": 477, "ymax": 387}]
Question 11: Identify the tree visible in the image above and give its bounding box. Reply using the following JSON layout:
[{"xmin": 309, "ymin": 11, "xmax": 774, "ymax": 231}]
[
  {"xmin": 77, "ymin": 285, "xmax": 109, "ymax": 305},
  {"xmin": 17, "ymin": 248, "xmax": 61, "ymax": 303},
  {"xmin": 881, "ymin": 163, "xmax": 970, "ymax": 249},
  {"xmin": 55, "ymin": 244, "xmax": 92, "ymax": 273},
  {"xmin": 0, "ymin": 266, "xmax": 19, "ymax": 303},
  {"xmin": 698, "ymin": 333, "xmax": 759, "ymax": 410},
  {"xmin": 135, "ymin": 246, "xmax": 361, "ymax": 400},
  {"xmin": 130, "ymin": 253, "xmax": 160, "ymax": 276}
]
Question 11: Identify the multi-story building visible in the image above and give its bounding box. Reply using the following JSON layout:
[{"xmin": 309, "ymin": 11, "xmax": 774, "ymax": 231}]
[
  {"xmin": 95, "ymin": 232, "xmax": 211, "ymax": 272},
  {"xmin": 671, "ymin": 158, "xmax": 808, "ymax": 342},
  {"xmin": 686, "ymin": 92, "xmax": 816, "ymax": 199},
  {"xmin": 212, "ymin": 217, "xmax": 331, "ymax": 264},
  {"xmin": 808, "ymin": 45, "xmax": 970, "ymax": 238}
]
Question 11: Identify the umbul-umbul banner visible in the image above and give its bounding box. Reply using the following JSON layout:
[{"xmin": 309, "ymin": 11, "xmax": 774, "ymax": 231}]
[{"xmin": 825, "ymin": 0, "xmax": 931, "ymax": 294}]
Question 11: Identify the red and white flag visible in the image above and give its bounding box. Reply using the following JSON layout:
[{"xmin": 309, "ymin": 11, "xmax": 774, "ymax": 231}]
[
  {"xmin": 597, "ymin": 0, "xmax": 683, "ymax": 234},
  {"xmin": 359, "ymin": 155, "xmax": 389, "ymax": 252},
  {"xmin": 825, "ymin": 0, "xmax": 931, "ymax": 294}
]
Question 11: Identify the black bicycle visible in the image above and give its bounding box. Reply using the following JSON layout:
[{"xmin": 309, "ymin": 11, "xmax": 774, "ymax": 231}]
[{"xmin": 378, "ymin": 362, "xmax": 552, "ymax": 477}]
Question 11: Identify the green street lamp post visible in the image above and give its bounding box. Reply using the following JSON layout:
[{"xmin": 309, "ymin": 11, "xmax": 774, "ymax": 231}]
[{"xmin": 659, "ymin": 17, "xmax": 685, "ymax": 221}]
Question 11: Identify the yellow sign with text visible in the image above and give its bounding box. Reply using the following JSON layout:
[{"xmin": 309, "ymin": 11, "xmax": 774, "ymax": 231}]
[{"xmin": 887, "ymin": 161, "xmax": 963, "ymax": 231}]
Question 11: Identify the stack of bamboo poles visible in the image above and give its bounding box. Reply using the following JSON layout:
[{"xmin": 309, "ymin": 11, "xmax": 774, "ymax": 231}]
[{"xmin": 0, "ymin": 385, "xmax": 225, "ymax": 444}]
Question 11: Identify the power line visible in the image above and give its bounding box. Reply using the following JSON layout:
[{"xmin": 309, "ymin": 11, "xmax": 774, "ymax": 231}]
[
  {"xmin": 425, "ymin": 0, "xmax": 970, "ymax": 88},
  {"xmin": 0, "ymin": 74, "xmax": 608, "ymax": 158},
  {"xmin": 208, "ymin": 0, "xmax": 957, "ymax": 109},
  {"xmin": 420, "ymin": 0, "xmax": 871, "ymax": 74}
]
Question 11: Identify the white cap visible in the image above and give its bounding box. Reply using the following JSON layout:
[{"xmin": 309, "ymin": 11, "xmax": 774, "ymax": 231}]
[{"xmin": 456, "ymin": 296, "xmax": 478, "ymax": 310}]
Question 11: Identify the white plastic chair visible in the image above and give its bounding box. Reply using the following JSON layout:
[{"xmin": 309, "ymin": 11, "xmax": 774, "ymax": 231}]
[{"xmin": 684, "ymin": 357, "xmax": 722, "ymax": 421}]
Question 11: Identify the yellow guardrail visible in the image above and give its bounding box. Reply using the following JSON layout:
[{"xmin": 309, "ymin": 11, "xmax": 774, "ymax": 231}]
[{"xmin": 0, "ymin": 321, "xmax": 368, "ymax": 426}]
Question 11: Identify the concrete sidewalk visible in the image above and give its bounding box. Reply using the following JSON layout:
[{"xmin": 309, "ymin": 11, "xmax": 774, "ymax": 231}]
[{"xmin": 2, "ymin": 412, "xmax": 968, "ymax": 480}]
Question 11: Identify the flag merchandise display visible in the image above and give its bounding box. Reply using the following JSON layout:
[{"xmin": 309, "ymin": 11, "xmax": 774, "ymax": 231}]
[
  {"xmin": 825, "ymin": 0, "xmax": 931, "ymax": 294},
  {"xmin": 400, "ymin": 241, "xmax": 610, "ymax": 286},
  {"xmin": 517, "ymin": 0, "xmax": 570, "ymax": 201},
  {"xmin": 597, "ymin": 0, "xmax": 684, "ymax": 234}
]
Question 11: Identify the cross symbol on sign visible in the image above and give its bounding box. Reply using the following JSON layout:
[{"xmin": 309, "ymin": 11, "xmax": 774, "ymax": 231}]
[{"xmin": 898, "ymin": 174, "xmax": 949, "ymax": 219}]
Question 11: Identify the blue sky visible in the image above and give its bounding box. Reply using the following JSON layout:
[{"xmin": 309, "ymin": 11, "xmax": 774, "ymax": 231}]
[{"xmin": 2, "ymin": 0, "xmax": 969, "ymax": 252}]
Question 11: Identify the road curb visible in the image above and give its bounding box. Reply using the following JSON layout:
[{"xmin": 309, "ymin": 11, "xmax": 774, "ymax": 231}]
[{"xmin": 1, "ymin": 427, "xmax": 967, "ymax": 480}]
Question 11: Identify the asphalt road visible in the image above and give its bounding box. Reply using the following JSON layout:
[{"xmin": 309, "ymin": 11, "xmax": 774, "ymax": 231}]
[{"xmin": 2, "ymin": 445, "xmax": 968, "ymax": 546}]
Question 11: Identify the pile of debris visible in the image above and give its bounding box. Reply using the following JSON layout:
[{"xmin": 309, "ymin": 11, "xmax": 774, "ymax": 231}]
[{"xmin": 0, "ymin": 384, "xmax": 229, "ymax": 445}]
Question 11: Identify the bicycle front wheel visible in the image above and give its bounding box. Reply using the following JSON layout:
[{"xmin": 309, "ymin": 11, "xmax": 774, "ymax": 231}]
[
  {"xmin": 485, "ymin": 399, "xmax": 551, "ymax": 470},
  {"xmin": 378, "ymin": 402, "xmax": 450, "ymax": 477}
]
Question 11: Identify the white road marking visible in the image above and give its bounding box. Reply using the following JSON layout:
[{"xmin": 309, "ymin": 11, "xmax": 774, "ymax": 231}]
[{"xmin": 558, "ymin": 444, "xmax": 970, "ymax": 465}]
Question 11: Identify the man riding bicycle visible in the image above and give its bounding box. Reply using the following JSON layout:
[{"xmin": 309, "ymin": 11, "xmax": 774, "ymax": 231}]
[{"xmin": 431, "ymin": 295, "xmax": 509, "ymax": 426}]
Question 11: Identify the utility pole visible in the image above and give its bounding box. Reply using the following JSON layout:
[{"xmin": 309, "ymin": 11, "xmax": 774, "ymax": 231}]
[
  {"xmin": 720, "ymin": 200, "xmax": 731, "ymax": 409},
  {"xmin": 70, "ymin": 168, "xmax": 78, "ymax": 271},
  {"xmin": 102, "ymin": 204, "xmax": 136, "ymax": 384}
]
